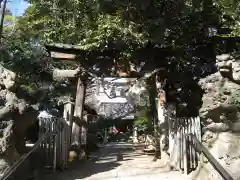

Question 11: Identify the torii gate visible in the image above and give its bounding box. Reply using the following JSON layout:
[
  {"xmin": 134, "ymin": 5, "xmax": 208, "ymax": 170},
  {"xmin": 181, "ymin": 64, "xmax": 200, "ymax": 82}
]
[
  {"xmin": 45, "ymin": 43, "xmax": 122, "ymax": 156},
  {"xmin": 45, "ymin": 44, "xmax": 92, "ymax": 155},
  {"xmin": 45, "ymin": 43, "xmax": 168, "ymax": 159}
]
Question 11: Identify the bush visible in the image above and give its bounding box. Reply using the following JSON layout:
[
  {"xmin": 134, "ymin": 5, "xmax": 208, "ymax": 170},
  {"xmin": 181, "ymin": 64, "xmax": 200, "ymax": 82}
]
[{"xmin": 134, "ymin": 108, "xmax": 150, "ymax": 133}]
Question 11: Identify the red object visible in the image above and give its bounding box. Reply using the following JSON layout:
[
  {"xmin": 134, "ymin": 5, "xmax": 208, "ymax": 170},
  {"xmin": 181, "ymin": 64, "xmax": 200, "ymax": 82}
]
[{"xmin": 112, "ymin": 127, "xmax": 119, "ymax": 133}]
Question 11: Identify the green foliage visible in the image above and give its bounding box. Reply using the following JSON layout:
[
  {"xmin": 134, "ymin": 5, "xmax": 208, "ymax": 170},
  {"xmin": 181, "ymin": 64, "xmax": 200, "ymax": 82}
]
[
  {"xmin": 17, "ymin": 0, "xmax": 240, "ymax": 65},
  {"xmin": 232, "ymin": 91, "xmax": 240, "ymax": 108},
  {"xmin": 134, "ymin": 108, "xmax": 149, "ymax": 132},
  {"xmin": 1, "ymin": 0, "xmax": 240, "ymax": 112}
]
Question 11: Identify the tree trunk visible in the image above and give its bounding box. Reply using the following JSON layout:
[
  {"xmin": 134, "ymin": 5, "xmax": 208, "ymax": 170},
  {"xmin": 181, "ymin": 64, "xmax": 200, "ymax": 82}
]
[{"xmin": 147, "ymin": 76, "xmax": 160, "ymax": 159}]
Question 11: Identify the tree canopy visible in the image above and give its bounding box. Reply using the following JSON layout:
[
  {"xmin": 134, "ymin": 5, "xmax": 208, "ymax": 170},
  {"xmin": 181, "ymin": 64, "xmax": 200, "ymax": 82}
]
[
  {"xmin": 16, "ymin": 0, "xmax": 240, "ymax": 72},
  {"xmin": 1, "ymin": 0, "xmax": 240, "ymax": 114}
]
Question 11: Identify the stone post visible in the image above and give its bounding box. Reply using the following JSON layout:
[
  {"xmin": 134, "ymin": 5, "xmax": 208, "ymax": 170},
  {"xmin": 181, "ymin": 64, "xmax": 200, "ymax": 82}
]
[
  {"xmin": 133, "ymin": 126, "xmax": 138, "ymax": 143},
  {"xmin": 104, "ymin": 128, "xmax": 108, "ymax": 143}
]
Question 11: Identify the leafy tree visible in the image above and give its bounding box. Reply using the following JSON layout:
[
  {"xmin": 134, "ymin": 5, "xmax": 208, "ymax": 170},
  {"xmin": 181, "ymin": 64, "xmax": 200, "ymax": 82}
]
[
  {"xmin": 134, "ymin": 108, "xmax": 150, "ymax": 133},
  {"xmin": 2, "ymin": 0, "xmax": 240, "ymax": 115}
]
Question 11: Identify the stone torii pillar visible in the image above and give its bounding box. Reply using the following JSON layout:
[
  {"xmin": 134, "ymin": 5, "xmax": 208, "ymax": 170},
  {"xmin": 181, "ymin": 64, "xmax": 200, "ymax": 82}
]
[
  {"xmin": 156, "ymin": 73, "xmax": 169, "ymax": 163},
  {"xmin": 53, "ymin": 68, "xmax": 87, "ymax": 153}
]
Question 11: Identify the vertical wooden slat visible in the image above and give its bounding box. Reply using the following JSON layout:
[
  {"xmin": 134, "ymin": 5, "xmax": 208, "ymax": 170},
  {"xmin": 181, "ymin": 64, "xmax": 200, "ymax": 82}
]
[
  {"xmin": 44, "ymin": 119, "xmax": 48, "ymax": 166},
  {"xmin": 196, "ymin": 116, "xmax": 201, "ymax": 142},
  {"xmin": 65, "ymin": 122, "xmax": 68, "ymax": 169},
  {"xmin": 183, "ymin": 118, "xmax": 188, "ymax": 175},
  {"xmin": 180, "ymin": 118, "xmax": 184, "ymax": 171},
  {"xmin": 53, "ymin": 134, "xmax": 57, "ymax": 172},
  {"xmin": 59, "ymin": 119, "xmax": 62, "ymax": 169},
  {"xmin": 179, "ymin": 118, "xmax": 182, "ymax": 171},
  {"xmin": 191, "ymin": 117, "xmax": 195, "ymax": 169},
  {"xmin": 49, "ymin": 119, "xmax": 53, "ymax": 164},
  {"xmin": 60, "ymin": 119, "xmax": 64, "ymax": 171},
  {"xmin": 51, "ymin": 119, "xmax": 54, "ymax": 167},
  {"xmin": 46, "ymin": 120, "xmax": 50, "ymax": 165},
  {"xmin": 38, "ymin": 118, "xmax": 42, "ymax": 163},
  {"xmin": 180, "ymin": 118, "xmax": 183, "ymax": 172},
  {"xmin": 56, "ymin": 118, "xmax": 58, "ymax": 167},
  {"xmin": 53, "ymin": 118, "xmax": 57, "ymax": 172},
  {"xmin": 169, "ymin": 115, "xmax": 176, "ymax": 168},
  {"xmin": 63, "ymin": 120, "xmax": 65, "ymax": 170},
  {"xmin": 40, "ymin": 118, "xmax": 44, "ymax": 163},
  {"xmin": 182, "ymin": 118, "xmax": 185, "ymax": 171},
  {"xmin": 196, "ymin": 116, "xmax": 201, "ymax": 164},
  {"xmin": 66, "ymin": 125, "xmax": 68, "ymax": 169},
  {"xmin": 64, "ymin": 122, "xmax": 67, "ymax": 169},
  {"xmin": 168, "ymin": 105, "xmax": 175, "ymax": 162},
  {"xmin": 173, "ymin": 116, "xmax": 177, "ymax": 167},
  {"xmin": 60, "ymin": 119, "xmax": 62, "ymax": 169},
  {"xmin": 63, "ymin": 122, "xmax": 66, "ymax": 169},
  {"xmin": 176, "ymin": 117, "xmax": 181, "ymax": 170},
  {"xmin": 168, "ymin": 110, "xmax": 173, "ymax": 160},
  {"xmin": 195, "ymin": 117, "xmax": 199, "ymax": 165},
  {"xmin": 188, "ymin": 118, "xmax": 193, "ymax": 170},
  {"xmin": 193, "ymin": 117, "xmax": 197, "ymax": 164},
  {"xmin": 65, "ymin": 124, "xmax": 70, "ymax": 169},
  {"xmin": 192, "ymin": 117, "xmax": 197, "ymax": 169}
]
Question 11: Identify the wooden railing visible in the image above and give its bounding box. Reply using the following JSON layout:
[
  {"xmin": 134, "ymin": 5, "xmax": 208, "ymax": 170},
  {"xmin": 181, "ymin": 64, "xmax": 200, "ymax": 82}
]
[
  {"xmin": 188, "ymin": 133, "xmax": 234, "ymax": 180},
  {"xmin": 0, "ymin": 116, "xmax": 71, "ymax": 180},
  {"xmin": 39, "ymin": 117, "xmax": 71, "ymax": 171},
  {"xmin": 168, "ymin": 116, "xmax": 234, "ymax": 180},
  {"xmin": 0, "ymin": 131, "xmax": 57, "ymax": 180}
]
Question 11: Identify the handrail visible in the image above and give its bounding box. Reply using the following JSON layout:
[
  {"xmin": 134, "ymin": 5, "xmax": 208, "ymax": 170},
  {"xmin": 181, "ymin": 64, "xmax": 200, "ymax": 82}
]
[
  {"xmin": 188, "ymin": 133, "xmax": 234, "ymax": 180},
  {"xmin": 0, "ymin": 131, "xmax": 57, "ymax": 180}
]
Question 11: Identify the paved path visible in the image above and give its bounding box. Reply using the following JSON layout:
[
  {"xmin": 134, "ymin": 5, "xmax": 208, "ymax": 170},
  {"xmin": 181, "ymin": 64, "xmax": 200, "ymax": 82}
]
[{"xmin": 41, "ymin": 142, "xmax": 188, "ymax": 180}]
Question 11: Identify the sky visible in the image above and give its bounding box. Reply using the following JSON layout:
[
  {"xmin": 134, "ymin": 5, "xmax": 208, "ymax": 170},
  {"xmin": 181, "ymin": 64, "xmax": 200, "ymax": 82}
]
[{"xmin": 7, "ymin": 0, "xmax": 29, "ymax": 16}]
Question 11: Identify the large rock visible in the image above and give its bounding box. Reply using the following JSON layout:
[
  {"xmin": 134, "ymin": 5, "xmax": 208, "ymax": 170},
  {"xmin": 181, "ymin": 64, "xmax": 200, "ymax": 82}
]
[
  {"xmin": 194, "ymin": 54, "xmax": 240, "ymax": 180},
  {"xmin": 0, "ymin": 66, "xmax": 39, "ymax": 177},
  {"xmin": 0, "ymin": 65, "xmax": 16, "ymax": 91}
]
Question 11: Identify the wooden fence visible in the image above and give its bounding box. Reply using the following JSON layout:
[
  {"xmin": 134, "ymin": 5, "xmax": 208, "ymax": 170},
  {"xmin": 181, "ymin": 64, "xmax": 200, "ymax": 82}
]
[
  {"xmin": 39, "ymin": 117, "xmax": 71, "ymax": 171},
  {"xmin": 168, "ymin": 116, "xmax": 201, "ymax": 175}
]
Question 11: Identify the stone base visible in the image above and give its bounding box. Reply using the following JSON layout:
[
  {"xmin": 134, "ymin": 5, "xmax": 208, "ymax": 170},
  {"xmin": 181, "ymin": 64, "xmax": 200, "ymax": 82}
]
[
  {"xmin": 103, "ymin": 137, "xmax": 108, "ymax": 144},
  {"xmin": 156, "ymin": 152, "xmax": 170, "ymax": 168},
  {"xmin": 133, "ymin": 137, "xmax": 138, "ymax": 143}
]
